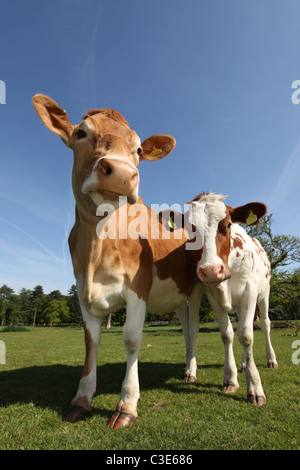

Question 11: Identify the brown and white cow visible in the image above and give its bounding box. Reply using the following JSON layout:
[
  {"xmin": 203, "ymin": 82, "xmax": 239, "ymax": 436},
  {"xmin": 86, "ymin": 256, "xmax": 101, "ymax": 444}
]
[
  {"xmin": 188, "ymin": 192, "xmax": 278, "ymax": 405},
  {"xmin": 32, "ymin": 94, "xmax": 202, "ymax": 428}
]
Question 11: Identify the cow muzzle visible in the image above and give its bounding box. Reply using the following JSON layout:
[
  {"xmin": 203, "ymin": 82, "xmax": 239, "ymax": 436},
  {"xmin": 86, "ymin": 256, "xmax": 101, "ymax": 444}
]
[
  {"xmin": 198, "ymin": 264, "xmax": 231, "ymax": 284},
  {"xmin": 82, "ymin": 156, "xmax": 139, "ymax": 205}
]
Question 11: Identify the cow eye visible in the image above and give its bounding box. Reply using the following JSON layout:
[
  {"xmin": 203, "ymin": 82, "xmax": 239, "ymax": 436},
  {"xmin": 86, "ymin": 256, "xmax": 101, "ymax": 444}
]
[
  {"xmin": 220, "ymin": 221, "xmax": 232, "ymax": 235},
  {"xmin": 76, "ymin": 129, "xmax": 87, "ymax": 140},
  {"xmin": 137, "ymin": 147, "xmax": 143, "ymax": 156}
]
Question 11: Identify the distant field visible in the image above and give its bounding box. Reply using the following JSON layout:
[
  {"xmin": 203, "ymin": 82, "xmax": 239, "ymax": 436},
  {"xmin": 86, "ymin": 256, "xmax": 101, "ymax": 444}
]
[{"xmin": 0, "ymin": 323, "xmax": 299, "ymax": 450}]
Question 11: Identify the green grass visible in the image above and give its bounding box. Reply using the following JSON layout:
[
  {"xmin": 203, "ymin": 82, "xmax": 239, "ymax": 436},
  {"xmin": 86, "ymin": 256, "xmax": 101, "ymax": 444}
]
[{"xmin": 0, "ymin": 323, "xmax": 299, "ymax": 450}]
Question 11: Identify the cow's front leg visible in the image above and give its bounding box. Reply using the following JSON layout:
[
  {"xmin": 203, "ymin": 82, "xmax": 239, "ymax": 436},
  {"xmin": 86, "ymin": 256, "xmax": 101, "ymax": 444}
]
[
  {"xmin": 206, "ymin": 288, "xmax": 239, "ymax": 394},
  {"xmin": 108, "ymin": 290, "xmax": 146, "ymax": 430},
  {"xmin": 237, "ymin": 295, "xmax": 266, "ymax": 406},
  {"xmin": 217, "ymin": 311, "xmax": 239, "ymax": 393},
  {"xmin": 63, "ymin": 308, "xmax": 101, "ymax": 422}
]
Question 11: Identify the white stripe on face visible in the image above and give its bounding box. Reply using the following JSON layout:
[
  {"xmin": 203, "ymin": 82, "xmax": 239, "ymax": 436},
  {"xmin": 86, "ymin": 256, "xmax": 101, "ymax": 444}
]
[{"xmin": 200, "ymin": 200, "xmax": 227, "ymax": 269}]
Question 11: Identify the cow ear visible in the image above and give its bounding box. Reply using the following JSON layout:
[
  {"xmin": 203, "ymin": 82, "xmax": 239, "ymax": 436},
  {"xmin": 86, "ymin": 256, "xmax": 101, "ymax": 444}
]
[
  {"xmin": 32, "ymin": 94, "xmax": 74, "ymax": 145},
  {"xmin": 140, "ymin": 134, "xmax": 176, "ymax": 161},
  {"xmin": 230, "ymin": 202, "xmax": 267, "ymax": 226}
]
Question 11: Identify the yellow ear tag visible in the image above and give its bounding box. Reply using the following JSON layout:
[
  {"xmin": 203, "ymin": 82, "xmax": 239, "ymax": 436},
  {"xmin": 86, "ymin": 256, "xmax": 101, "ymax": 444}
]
[
  {"xmin": 149, "ymin": 146, "xmax": 163, "ymax": 157},
  {"xmin": 246, "ymin": 210, "xmax": 258, "ymax": 226},
  {"xmin": 168, "ymin": 218, "xmax": 177, "ymax": 230}
]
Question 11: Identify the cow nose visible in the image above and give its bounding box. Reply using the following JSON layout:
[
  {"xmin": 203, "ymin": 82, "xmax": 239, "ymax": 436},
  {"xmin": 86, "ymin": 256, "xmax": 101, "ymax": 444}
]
[
  {"xmin": 96, "ymin": 157, "xmax": 139, "ymax": 195},
  {"xmin": 98, "ymin": 158, "xmax": 138, "ymax": 187},
  {"xmin": 98, "ymin": 158, "xmax": 113, "ymax": 175},
  {"xmin": 198, "ymin": 264, "xmax": 227, "ymax": 283},
  {"xmin": 130, "ymin": 172, "xmax": 138, "ymax": 189}
]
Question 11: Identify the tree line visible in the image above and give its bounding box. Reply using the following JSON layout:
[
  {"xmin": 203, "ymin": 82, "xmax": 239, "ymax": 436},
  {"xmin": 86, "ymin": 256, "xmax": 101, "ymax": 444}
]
[
  {"xmin": 0, "ymin": 284, "xmax": 81, "ymax": 327},
  {"xmin": 0, "ymin": 214, "xmax": 299, "ymax": 327}
]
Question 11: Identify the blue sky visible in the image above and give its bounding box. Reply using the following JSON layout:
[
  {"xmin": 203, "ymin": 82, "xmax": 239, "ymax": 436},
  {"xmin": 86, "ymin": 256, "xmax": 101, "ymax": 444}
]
[{"xmin": 0, "ymin": 0, "xmax": 299, "ymax": 294}]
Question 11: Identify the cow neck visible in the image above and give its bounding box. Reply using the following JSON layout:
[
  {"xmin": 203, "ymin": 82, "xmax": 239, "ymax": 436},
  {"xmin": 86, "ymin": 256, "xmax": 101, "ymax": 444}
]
[{"xmin": 71, "ymin": 205, "xmax": 109, "ymax": 271}]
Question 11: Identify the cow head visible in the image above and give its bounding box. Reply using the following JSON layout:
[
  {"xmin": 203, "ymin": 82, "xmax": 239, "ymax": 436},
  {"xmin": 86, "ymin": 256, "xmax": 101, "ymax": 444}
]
[
  {"xmin": 188, "ymin": 193, "xmax": 267, "ymax": 284},
  {"xmin": 32, "ymin": 94, "xmax": 176, "ymax": 215}
]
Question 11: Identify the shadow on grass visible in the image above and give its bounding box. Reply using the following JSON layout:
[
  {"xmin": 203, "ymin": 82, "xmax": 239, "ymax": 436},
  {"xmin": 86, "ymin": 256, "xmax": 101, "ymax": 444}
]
[
  {"xmin": 144, "ymin": 326, "xmax": 221, "ymax": 335},
  {"xmin": 0, "ymin": 361, "xmax": 244, "ymax": 419}
]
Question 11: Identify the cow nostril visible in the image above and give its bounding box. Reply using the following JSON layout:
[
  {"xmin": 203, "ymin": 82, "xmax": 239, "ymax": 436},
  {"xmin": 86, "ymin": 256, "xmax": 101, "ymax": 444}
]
[
  {"xmin": 131, "ymin": 172, "xmax": 138, "ymax": 185},
  {"xmin": 198, "ymin": 268, "xmax": 207, "ymax": 279},
  {"xmin": 99, "ymin": 159, "xmax": 112, "ymax": 175}
]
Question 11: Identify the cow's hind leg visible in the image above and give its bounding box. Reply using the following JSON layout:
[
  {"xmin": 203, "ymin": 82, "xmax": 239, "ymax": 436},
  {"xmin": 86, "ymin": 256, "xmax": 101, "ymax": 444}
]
[
  {"xmin": 108, "ymin": 289, "xmax": 146, "ymax": 430},
  {"xmin": 176, "ymin": 302, "xmax": 193, "ymax": 381},
  {"xmin": 179, "ymin": 305, "xmax": 199, "ymax": 383},
  {"xmin": 63, "ymin": 308, "xmax": 101, "ymax": 422}
]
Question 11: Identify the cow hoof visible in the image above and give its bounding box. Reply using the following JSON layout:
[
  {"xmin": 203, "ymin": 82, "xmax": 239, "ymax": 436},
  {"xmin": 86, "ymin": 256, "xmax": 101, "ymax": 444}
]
[
  {"xmin": 188, "ymin": 375, "xmax": 197, "ymax": 383},
  {"xmin": 222, "ymin": 384, "xmax": 239, "ymax": 394},
  {"xmin": 62, "ymin": 405, "xmax": 91, "ymax": 422},
  {"xmin": 107, "ymin": 411, "xmax": 137, "ymax": 430},
  {"xmin": 247, "ymin": 394, "xmax": 266, "ymax": 406},
  {"xmin": 267, "ymin": 361, "xmax": 278, "ymax": 369},
  {"xmin": 184, "ymin": 373, "xmax": 197, "ymax": 383}
]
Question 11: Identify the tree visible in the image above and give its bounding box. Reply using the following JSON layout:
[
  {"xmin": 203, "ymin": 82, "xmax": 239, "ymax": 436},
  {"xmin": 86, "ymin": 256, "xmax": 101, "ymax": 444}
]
[
  {"xmin": 111, "ymin": 308, "xmax": 126, "ymax": 326},
  {"xmin": 18, "ymin": 288, "xmax": 33, "ymax": 325},
  {"xmin": 246, "ymin": 214, "xmax": 300, "ymax": 320},
  {"xmin": 199, "ymin": 290, "xmax": 215, "ymax": 322},
  {"xmin": 0, "ymin": 285, "xmax": 15, "ymax": 326},
  {"xmin": 5, "ymin": 294, "xmax": 19, "ymax": 325},
  {"xmin": 48, "ymin": 290, "xmax": 63, "ymax": 301},
  {"xmin": 30, "ymin": 285, "xmax": 46, "ymax": 326},
  {"xmin": 245, "ymin": 214, "xmax": 300, "ymax": 270},
  {"xmin": 43, "ymin": 299, "xmax": 70, "ymax": 326},
  {"xmin": 268, "ymin": 268, "xmax": 300, "ymax": 320},
  {"xmin": 67, "ymin": 285, "xmax": 82, "ymax": 324},
  {"xmin": 106, "ymin": 313, "xmax": 112, "ymax": 329}
]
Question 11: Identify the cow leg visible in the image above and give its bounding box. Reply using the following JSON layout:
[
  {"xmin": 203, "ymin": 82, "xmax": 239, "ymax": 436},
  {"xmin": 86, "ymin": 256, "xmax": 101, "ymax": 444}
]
[
  {"xmin": 241, "ymin": 351, "xmax": 246, "ymax": 373},
  {"xmin": 258, "ymin": 296, "xmax": 278, "ymax": 369},
  {"xmin": 185, "ymin": 285, "xmax": 201, "ymax": 382},
  {"xmin": 237, "ymin": 292, "xmax": 266, "ymax": 406},
  {"xmin": 206, "ymin": 289, "xmax": 239, "ymax": 393},
  {"xmin": 176, "ymin": 302, "xmax": 192, "ymax": 381},
  {"xmin": 235, "ymin": 311, "xmax": 246, "ymax": 372},
  {"xmin": 217, "ymin": 310, "xmax": 239, "ymax": 394},
  {"xmin": 108, "ymin": 289, "xmax": 146, "ymax": 430},
  {"xmin": 63, "ymin": 308, "xmax": 101, "ymax": 422}
]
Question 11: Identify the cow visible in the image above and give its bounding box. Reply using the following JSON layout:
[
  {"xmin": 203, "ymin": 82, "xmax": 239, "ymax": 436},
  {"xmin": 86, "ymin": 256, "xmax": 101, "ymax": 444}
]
[
  {"xmin": 32, "ymin": 94, "xmax": 202, "ymax": 429},
  {"xmin": 188, "ymin": 192, "xmax": 278, "ymax": 406}
]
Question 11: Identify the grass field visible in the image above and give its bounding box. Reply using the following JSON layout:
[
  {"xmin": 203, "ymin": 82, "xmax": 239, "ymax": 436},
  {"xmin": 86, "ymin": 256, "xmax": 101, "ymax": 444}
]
[{"xmin": 0, "ymin": 323, "xmax": 299, "ymax": 450}]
